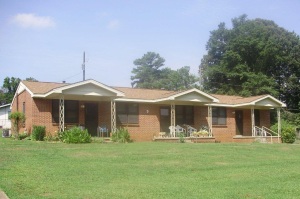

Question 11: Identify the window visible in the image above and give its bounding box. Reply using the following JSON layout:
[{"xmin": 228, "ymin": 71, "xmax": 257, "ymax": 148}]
[
  {"xmin": 175, "ymin": 105, "xmax": 194, "ymax": 125},
  {"xmin": 116, "ymin": 103, "xmax": 139, "ymax": 124},
  {"xmin": 212, "ymin": 107, "xmax": 227, "ymax": 125},
  {"xmin": 52, "ymin": 100, "xmax": 79, "ymax": 123},
  {"xmin": 22, "ymin": 102, "xmax": 25, "ymax": 114}
]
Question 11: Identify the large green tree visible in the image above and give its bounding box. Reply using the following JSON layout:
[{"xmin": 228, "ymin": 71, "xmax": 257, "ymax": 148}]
[
  {"xmin": 131, "ymin": 52, "xmax": 165, "ymax": 89},
  {"xmin": 200, "ymin": 15, "xmax": 300, "ymax": 112},
  {"xmin": 0, "ymin": 77, "xmax": 21, "ymax": 105},
  {"xmin": 131, "ymin": 52, "xmax": 198, "ymax": 90},
  {"xmin": 0, "ymin": 77, "xmax": 38, "ymax": 105}
]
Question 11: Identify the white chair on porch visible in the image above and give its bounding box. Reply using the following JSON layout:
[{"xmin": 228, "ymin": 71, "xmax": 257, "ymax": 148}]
[
  {"xmin": 97, "ymin": 125, "xmax": 109, "ymax": 137},
  {"xmin": 175, "ymin": 125, "xmax": 186, "ymax": 137},
  {"xmin": 169, "ymin": 125, "xmax": 186, "ymax": 137},
  {"xmin": 186, "ymin": 125, "xmax": 197, "ymax": 137}
]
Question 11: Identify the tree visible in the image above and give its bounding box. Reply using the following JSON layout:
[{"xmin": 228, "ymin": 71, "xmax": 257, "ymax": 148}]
[
  {"xmin": 0, "ymin": 77, "xmax": 21, "ymax": 105},
  {"xmin": 131, "ymin": 52, "xmax": 165, "ymax": 89},
  {"xmin": 200, "ymin": 15, "xmax": 300, "ymax": 112},
  {"xmin": 25, "ymin": 77, "xmax": 38, "ymax": 82},
  {"xmin": 131, "ymin": 52, "xmax": 198, "ymax": 90},
  {"xmin": 159, "ymin": 66, "xmax": 198, "ymax": 90},
  {"xmin": 0, "ymin": 77, "xmax": 38, "ymax": 105}
]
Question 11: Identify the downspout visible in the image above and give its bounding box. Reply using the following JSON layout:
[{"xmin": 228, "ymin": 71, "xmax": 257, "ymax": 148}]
[{"xmin": 277, "ymin": 108, "xmax": 281, "ymax": 143}]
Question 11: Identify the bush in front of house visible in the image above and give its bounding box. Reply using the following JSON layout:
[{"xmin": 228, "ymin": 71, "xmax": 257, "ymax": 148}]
[
  {"xmin": 281, "ymin": 125, "xmax": 296, "ymax": 144},
  {"xmin": 18, "ymin": 132, "xmax": 28, "ymax": 140},
  {"xmin": 60, "ymin": 127, "xmax": 91, "ymax": 144},
  {"xmin": 31, "ymin": 125, "xmax": 46, "ymax": 141},
  {"xmin": 111, "ymin": 127, "xmax": 132, "ymax": 143},
  {"xmin": 9, "ymin": 111, "xmax": 25, "ymax": 139},
  {"xmin": 271, "ymin": 120, "xmax": 296, "ymax": 144}
]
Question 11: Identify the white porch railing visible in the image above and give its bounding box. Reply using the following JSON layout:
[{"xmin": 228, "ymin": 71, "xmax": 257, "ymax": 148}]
[{"xmin": 253, "ymin": 126, "xmax": 279, "ymax": 143}]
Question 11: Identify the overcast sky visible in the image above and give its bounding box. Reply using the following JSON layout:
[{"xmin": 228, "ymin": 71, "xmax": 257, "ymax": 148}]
[{"xmin": 1, "ymin": 0, "xmax": 300, "ymax": 87}]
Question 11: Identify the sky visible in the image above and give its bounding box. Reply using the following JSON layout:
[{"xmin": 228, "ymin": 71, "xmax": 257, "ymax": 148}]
[{"xmin": 1, "ymin": 0, "xmax": 300, "ymax": 87}]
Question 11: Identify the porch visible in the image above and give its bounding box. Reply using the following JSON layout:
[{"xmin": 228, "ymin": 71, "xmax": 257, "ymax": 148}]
[{"xmin": 153, "ymin": 136, "xmax": 216, "ymax": 143}]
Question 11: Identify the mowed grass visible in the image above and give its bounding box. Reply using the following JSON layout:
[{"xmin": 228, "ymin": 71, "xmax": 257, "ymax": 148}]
[{"xmin": 1, "ymin": 138, "xmax": 300, "ymax": 199}]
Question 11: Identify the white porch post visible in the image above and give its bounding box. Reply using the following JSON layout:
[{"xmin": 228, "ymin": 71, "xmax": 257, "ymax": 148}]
[
  {"xmin": 111, "ymin": 100, "xmax": 116, "ymax": 133},
  {"xmin": 208, "ymin": 106, "xmax": 212, "ymax": 137},
  {"xmin": 170, "ymin": 102, "xmax": 176, "ymax": 137},
  {"xmin": 251, "ymin": 107, "xmax": 255, "ymax": 136},
  {"xmin": 59, "ymin": 95, "xmax": 65, "ymax": 132},
  {"xmin": 277, "ymin": 108, "xmax": 281, "ymax": 142}
]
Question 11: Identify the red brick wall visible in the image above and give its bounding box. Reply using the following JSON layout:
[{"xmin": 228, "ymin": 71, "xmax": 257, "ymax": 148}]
[
  {"xmin": 11, "ymin": 92, "xmax": 272, "ymax": 142},
  {"xmin": 118, "ymin": 103, "xmax": 160, "ymax": 142},
  {"xmin": 32, "ymin": 99, "xmax": 59, "ymax": 134},
  {"xmin": 212, "ymin": 108, "xmax": 236, "ymax": 142},
  {"xmin": 194, "ymin": 106, "xmax": 209, "ymax": 129},
  {"xmin": 98, "ymin": 101, "xmax": 111, "ymax": 129},
  {"xmin": 11, "ymin": 90, "xmax": 33, "ymax": 133}
]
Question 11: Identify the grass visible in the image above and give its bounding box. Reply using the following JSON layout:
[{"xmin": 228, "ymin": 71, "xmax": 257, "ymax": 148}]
[{"xmin": 1, "ymin": 138, "xmax": 300, "ymax": 199}]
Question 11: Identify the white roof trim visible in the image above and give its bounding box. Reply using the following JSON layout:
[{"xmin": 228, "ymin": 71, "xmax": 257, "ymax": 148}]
[
  {"xmin": 206, "ymin": 95, "xmax": 286, "ymax": 108},
  {"xmin": 41, "ymin": 79, "xmax": 125, "ymax": 98},
  {"xmin": 0, "ymin": 103, "xmax": 11, "ymax": 108},
  {"xmin": 11, "ymin": 82, "xmax": 34, "ymax": 108},
  {"xmin": 115, "ymin": 98, "xmax": 154, "ymax": 103},
  {"xmin": 156, "ymin": 88, "xmax": 219, "ymax": 103},
  {"xmin": 251, "ymin": 95, "xmax": 286, "ymax": 107}
]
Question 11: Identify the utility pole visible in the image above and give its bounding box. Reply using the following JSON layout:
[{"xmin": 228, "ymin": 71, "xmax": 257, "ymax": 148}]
[{"xmin": 82, "ymin": 51, "xmax": 85, "ymax": 81}]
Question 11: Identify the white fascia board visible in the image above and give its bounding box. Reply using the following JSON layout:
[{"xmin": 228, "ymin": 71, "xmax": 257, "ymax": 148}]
[
  {"xmin": 251, "ymin": 95, "xmax": 286, "ymax": 107},
  {"xmin": 154, "ymin": 89, "xmax": 219, "ymax": 103},
  {"xmin": 0, "ymin": 104, "xmax": 11, "ymax": 108},
  {"xmin": 171, "ymin": 88, "xmax": 219, "ymax": 103},
  {"xmin": 115, "ymin": 98, "xmax": 154, "ymax": 103},
  {"xmin": 43, "ymin": 79, "xmax": 125, "ymax": 98},
  {"xmin": 205, "ymin": 103, "xmax": 232, "ymax": 107},
  {"xmin": 11, "ymin": 82, "xmax": 34, "ymax": 108}
]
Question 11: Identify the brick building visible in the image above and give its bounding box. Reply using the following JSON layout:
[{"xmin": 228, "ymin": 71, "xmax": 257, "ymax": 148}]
[{"xmin": 11, "ymin": 79, "xmax": 286, "ymax": 142}]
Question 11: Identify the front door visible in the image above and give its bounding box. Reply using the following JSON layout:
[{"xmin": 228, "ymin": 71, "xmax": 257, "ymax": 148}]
[
  {"xmin": 85, "ymin": 103, "xmax": 98, "ymax": 136},
  {"xmin": 235, "ymin": 110, "xmax": 243, "ymax": 135},
  {"xmin": 160, "ymin": 107, "xmax": 170, "ymax": 133}
]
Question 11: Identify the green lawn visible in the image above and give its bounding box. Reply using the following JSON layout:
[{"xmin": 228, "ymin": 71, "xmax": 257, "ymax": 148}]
[{"xmin": 1, "ymin": 138, "xmax": 300, "ymax": 199}]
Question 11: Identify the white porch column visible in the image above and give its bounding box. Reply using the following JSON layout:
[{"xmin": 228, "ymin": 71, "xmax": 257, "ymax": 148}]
[
  {"xmin": 277, "ymin": 108, "xmax": 281, "ymax": 139},
  {"xmin": 170, "ymin": 103, "xmax": 176, "ymax": 137},
  {"xmin": 59, "ymin": 95, "xmax": 65, "ymax": 132},
  {"xmin": 208, "ymin": 106, "xmax": 212, "ymax": 137},
  {"xmin": 251, "ymin": 107, "xmax": 255, "ymax": 136},
  {"xmin": 111, "ymin": 100, "xmax": 116, "ymax": 133}
]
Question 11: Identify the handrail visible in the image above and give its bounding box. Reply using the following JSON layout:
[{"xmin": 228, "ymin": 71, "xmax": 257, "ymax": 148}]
[
  {"xmin": 262, "ymin": 126, "xmax": 278, "ymax": 136},
  {"xmin": 262, "ymin": 126, "xmax": 280, "ymax": 143},
  {"xmin": 253, "ymin": 126, "xmax": 274, "ymax": 143}
]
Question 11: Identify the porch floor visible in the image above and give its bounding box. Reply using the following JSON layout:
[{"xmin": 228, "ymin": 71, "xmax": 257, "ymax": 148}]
[{"xmin": 153, "ymin": 136, "xmax": 216, "ymax": 143}]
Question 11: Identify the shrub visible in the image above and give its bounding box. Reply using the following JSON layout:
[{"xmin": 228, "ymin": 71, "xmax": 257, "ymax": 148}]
[
  {"xmin": 9, "ymin": 111, "xmax": 25, "ymax": 139},
  {"xmin": 60, "ymin": 127, "xmax": 91, "ymax": 144},
  {"xmin": 271, "ymin": 120, "xmax": 296, "ymax": 143},
  {"xmin": 179, "ymin": 133, "xmax": 185, "ymax": 143},
  {"xmin": 111, "ymin": 128, "xmax": 132, "ymax": 143},
  {"xmin": 281, "ymin": 125, "xmax": 296, "ymax": 144},
  {"xmin": 31, "ymin": 125, "xmax": 46, "ymax": 141},
  {"xmin": 18, "ymin": 132, "xmax": 28, "ymax": 140}
]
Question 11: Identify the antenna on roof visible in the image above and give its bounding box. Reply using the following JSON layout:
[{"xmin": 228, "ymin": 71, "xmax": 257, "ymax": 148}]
[{"xmin": 82, "ymin": 51, "xmax": 85, "ymax": 81}]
